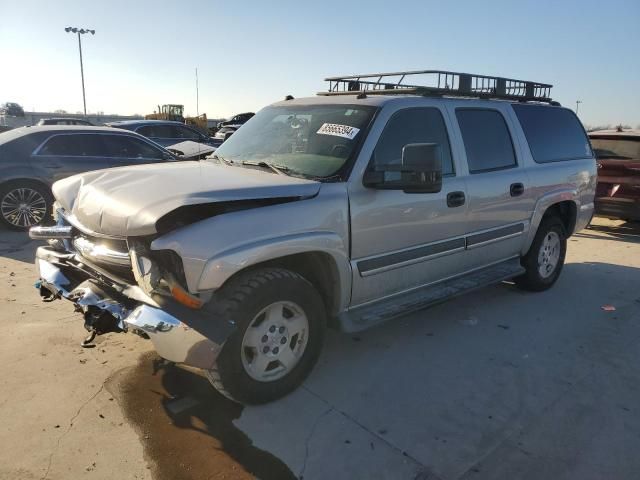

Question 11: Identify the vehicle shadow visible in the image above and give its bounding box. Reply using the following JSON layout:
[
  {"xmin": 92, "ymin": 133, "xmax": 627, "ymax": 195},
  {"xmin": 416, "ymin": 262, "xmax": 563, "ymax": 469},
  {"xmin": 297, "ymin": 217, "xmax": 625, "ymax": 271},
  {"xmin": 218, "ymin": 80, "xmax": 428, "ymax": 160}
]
[
  {"xmin": 108, "ymin": 352, "xmax": 296, "ymax": 480},
  {"xmin": 574, "ymin": 220, "xmax": 640, "ymax": 244}
]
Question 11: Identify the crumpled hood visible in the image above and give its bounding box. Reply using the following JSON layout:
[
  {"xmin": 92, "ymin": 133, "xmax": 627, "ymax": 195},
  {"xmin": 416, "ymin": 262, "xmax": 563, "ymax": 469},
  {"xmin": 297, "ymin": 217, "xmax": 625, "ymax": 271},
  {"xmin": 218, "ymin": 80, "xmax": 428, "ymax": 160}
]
[{"xmin": 52, "ymin": 161, "xmax": 320, "ymax": 237}]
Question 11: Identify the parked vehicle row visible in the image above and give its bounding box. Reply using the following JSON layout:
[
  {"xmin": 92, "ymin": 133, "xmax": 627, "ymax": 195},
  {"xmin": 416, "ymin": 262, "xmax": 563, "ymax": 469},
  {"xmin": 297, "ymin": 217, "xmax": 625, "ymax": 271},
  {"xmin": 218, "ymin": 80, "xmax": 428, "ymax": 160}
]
[
  {"xmin": 107, "ymin": 119, "xmax": 222, "ymax": 148},
  {"xmin": 30, "ymin": 70, "xmax": 596, "ymax": 404}
]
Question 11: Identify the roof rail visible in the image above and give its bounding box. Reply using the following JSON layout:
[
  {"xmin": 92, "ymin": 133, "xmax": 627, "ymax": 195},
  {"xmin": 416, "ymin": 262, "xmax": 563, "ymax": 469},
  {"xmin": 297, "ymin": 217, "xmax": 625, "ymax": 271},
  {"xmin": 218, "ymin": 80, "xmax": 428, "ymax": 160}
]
[{"xmin": 319, "ymin": 69, "xmax": 553, "ymax": 103}]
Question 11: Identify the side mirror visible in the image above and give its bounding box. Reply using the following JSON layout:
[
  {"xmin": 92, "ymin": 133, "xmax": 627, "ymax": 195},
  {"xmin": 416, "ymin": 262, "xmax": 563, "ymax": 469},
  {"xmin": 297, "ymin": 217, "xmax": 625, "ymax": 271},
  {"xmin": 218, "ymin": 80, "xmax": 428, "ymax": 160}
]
[{"xmin": 363, "ymin": 143, "xmax": 443, "ymax": 193}]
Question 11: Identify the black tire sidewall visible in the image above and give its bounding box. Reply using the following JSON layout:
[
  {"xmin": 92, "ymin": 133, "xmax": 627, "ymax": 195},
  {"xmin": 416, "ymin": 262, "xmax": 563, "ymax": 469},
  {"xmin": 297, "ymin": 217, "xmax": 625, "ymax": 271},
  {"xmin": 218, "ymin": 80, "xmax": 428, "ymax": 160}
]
[
  {"xmin": 215, "ymin": 269, "xmax": 326, "ymax": 404},
  {"xmin": 0, "ymin": 181, "xmax": 53, "ymax": 231},
  {"xmin": 519, "ymin": 218, "xmax": 567, "ymax": 290}
]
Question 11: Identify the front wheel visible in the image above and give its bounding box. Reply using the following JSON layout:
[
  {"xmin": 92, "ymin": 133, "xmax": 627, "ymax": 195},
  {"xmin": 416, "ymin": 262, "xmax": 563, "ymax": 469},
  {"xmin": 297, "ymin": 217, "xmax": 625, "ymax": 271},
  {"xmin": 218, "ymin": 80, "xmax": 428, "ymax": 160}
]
[
  {"xmin": 206, "ymin": 268, "xmax": 326, "ymax": 404},
  {"xmin": 515, "ymin": 217, "xmax": 567, "ymax": 291}
]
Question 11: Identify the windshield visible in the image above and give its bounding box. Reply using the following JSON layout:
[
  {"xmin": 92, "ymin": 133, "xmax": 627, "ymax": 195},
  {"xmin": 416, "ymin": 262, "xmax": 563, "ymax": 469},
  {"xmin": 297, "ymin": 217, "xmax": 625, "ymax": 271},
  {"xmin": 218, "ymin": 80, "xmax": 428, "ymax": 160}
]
[
  {"xmin": 212, "ymin": 104, "xmax": 376, "ymax": 178},
  {"xmin": 590, "ymin": 138, "xmax": 640, "ymax": 161}
]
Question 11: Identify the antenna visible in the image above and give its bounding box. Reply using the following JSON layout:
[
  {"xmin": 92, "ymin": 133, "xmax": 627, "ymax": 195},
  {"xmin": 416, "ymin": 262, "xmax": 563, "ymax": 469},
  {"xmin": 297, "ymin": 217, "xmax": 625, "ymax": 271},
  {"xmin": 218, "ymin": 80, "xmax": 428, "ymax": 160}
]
[{"xmin": 195, "ymin": 68, "xmax": 199, "ymax": 117}]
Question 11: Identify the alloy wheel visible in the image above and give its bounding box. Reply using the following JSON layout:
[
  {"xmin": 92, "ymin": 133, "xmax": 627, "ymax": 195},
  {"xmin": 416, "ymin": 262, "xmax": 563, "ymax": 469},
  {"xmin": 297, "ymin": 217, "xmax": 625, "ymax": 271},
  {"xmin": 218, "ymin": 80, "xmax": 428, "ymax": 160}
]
[{"xmin": 1, "ymin": 187, "xmax": 47, "ymax": 228}]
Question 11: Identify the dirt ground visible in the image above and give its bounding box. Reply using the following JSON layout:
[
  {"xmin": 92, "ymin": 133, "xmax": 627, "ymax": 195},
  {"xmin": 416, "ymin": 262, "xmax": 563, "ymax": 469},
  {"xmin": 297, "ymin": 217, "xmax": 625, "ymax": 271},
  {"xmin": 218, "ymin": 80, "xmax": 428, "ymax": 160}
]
[{"xmin": 1, "ymin": 217, "xmax": 639, "ymax": 480}]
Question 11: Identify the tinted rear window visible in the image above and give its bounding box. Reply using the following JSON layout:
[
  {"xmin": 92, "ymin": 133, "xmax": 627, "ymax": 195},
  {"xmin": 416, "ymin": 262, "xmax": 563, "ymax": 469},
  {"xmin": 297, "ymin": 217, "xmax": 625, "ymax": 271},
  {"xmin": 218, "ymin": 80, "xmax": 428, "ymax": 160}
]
[
  {"xmin": 512, "ymin": 105, "xmax": 592, "ymax": 163},
  {"xmin": 456, "ymin": 109, "xmax": 516, "ymax": 173},
  {"xmin": 38, "ymin": 134, "xmax": 106, "ymax": 156}
]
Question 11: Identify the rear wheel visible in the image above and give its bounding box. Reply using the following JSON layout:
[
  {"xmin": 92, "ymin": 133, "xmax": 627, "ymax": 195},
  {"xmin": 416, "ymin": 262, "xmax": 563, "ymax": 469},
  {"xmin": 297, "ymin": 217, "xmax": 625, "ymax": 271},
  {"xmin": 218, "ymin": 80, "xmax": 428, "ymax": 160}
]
[
  {"xmin": 206, "ymin": 268, "xmax": 326, "ymax": 404},
  {"xmin": 0, "ymin": 181, "xmax": 52, "ymax": 231},
  {"xmin": 515, "ymin": 217, "xmax": 567, "ymax": 291}
]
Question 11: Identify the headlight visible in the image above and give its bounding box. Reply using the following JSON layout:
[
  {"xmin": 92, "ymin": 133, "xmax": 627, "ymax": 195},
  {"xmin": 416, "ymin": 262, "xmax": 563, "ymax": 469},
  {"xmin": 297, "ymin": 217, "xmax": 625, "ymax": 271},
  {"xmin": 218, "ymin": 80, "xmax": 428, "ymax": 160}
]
[{"xmin": 130, "ymin": 248, "xmax": 202, "ymax": 309}]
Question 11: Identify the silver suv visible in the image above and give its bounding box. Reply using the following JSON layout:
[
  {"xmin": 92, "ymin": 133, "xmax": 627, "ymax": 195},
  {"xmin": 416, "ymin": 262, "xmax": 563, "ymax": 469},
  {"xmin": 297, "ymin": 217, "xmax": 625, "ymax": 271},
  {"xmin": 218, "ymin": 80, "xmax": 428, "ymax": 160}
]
[{"xmin": 30, "ymin": 70, "xmax": 596, "ymax": 404}]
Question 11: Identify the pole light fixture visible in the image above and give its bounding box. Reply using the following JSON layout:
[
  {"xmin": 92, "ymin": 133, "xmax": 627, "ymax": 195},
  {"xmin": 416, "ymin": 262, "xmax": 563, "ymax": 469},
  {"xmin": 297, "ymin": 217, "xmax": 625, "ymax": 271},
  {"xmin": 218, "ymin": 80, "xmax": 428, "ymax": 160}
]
[{"xmin": 65, "ymin": 27, "xmax": 95, "ymax": 116}]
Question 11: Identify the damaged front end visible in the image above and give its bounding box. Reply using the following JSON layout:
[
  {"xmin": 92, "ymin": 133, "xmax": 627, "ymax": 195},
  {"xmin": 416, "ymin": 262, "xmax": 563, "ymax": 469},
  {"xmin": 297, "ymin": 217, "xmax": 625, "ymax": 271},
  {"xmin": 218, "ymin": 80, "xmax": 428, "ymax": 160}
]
[{"xmin": 30, "ymin": 210, "xmax": 231, "ymax": 370}]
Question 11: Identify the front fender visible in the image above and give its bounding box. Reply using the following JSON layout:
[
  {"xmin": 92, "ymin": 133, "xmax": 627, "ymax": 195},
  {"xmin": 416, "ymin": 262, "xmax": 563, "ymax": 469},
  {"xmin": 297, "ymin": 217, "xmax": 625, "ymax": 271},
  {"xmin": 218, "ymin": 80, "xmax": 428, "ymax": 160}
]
[{"xmin": 197, "ymin": 232, "xmax": 352, "ymax": 311}]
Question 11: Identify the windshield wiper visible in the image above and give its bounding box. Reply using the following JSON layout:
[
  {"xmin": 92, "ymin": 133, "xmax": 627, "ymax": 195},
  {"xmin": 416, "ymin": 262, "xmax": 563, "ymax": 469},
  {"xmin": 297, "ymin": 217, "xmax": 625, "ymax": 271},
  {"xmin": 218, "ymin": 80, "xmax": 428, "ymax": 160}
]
[
  {"xmin": 241, "ymin": 160, "xmax": 291, "ymax": 176},
  {"xmin": 212, "ymin": 154, "xmax": 233, "ymax": 165}
]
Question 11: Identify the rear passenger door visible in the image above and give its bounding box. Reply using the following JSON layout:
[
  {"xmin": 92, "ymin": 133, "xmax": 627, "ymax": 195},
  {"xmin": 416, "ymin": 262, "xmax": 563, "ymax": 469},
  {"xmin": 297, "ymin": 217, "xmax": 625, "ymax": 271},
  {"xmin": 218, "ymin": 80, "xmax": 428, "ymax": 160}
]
[
  {"xmin": 449, "ymin": 105, "xmax": 534, "ymax": 267},
  {"xmin": 32, "ymin": 133, "xmax": 116, "ymax": 181}
]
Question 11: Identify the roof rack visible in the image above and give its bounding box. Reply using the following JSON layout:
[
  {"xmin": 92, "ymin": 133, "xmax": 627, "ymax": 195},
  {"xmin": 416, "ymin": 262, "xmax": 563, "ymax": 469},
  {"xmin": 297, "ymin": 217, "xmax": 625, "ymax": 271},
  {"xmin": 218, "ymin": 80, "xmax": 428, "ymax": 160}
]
[{"xmin": 319, "ymin": 69, "xmax": 553, "ymax": 103}]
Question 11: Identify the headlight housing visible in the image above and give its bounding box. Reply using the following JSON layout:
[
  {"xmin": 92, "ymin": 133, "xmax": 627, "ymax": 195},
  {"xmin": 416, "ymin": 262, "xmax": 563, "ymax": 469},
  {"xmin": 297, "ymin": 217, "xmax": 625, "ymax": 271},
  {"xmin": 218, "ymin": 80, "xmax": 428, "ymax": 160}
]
[{"xmin": 129, "ymin": 247, "xmax": 203, "ymax": 309}]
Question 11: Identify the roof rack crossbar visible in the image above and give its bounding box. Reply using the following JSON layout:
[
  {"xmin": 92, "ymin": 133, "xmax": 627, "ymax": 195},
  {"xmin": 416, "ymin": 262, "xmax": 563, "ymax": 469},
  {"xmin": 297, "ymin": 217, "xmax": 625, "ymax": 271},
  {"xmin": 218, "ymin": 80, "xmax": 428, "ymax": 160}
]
[{"xmin": 320, "ymin": 69, "xmax": 553, "ymax": 103}]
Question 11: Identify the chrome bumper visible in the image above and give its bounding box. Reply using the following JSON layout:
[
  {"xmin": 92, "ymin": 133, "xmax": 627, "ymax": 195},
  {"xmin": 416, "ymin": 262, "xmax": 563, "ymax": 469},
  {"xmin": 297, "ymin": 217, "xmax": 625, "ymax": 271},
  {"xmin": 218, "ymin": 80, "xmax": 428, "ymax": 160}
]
[{"xmin": 35, "ymin": 247, "xmax": 223, "ymax": 370}]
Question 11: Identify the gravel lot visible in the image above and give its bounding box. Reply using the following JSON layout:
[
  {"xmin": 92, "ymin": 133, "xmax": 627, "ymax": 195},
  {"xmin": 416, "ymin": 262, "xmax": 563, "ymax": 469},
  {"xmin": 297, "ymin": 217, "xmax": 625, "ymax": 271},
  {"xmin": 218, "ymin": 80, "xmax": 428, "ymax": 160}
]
[{"xmin": 1, "ymin": 217, "xmax": 639, "ymax": 480}]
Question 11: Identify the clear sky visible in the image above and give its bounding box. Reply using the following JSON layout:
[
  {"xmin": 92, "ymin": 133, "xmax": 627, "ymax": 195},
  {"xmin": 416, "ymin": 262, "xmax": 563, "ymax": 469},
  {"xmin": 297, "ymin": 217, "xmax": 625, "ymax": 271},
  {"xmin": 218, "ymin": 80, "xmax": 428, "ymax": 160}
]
[{"xmin": 0, "ymin": 0, "xmax": 638, "ymax": 127}]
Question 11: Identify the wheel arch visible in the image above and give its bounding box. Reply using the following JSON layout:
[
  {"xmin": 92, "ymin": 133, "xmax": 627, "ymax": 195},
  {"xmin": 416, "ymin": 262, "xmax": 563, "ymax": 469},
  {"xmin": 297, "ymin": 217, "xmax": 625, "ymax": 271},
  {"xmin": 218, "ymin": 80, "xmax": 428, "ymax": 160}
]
[
  {"xmin": 197, "ymin": 233, "xmax": 351, "ymax": 318},
  {"xmin": 523, "ymin": 190, "xmax": 578, "ymax": 256},
  {"xmin": 0, "ymin": 176, "xmax": 52, "ymax": 194}
]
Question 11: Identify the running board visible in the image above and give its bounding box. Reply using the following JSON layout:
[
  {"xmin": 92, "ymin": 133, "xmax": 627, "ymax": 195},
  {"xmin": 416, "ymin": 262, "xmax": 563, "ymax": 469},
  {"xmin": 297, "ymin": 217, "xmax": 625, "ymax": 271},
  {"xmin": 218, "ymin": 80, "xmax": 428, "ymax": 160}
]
[{"xmin": 338, "ymin": 258, "xmax": 525, "ymax": 333}]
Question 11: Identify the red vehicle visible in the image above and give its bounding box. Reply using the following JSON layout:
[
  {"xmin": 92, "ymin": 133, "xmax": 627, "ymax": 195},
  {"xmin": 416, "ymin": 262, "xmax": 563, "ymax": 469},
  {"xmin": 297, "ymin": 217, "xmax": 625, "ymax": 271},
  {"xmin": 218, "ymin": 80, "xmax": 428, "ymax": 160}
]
[{"xmin": 589, "ymin": 128, "xmax": 640, "ymax": 221}]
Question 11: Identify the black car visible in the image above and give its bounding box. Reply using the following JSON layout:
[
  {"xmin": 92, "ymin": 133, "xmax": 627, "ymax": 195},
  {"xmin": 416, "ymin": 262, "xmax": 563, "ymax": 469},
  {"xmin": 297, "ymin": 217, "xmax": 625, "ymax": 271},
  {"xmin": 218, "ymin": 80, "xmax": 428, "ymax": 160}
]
[
  {"xmin": 37, "ymin": 118, "xmax": 94, "ymax": 126},
  {"xmin": 0, "ymin": 126, "xmax": 174, "ymax": 230},
  {"xmin": 0, "ymin": 102, "xmax": 25, "ymax": 117},
  {"xmin": 107, "ymin": 120, "xmax": 221, "ymax": 148},
  {"xmin": 217, "ymin": 112, "xmax": 254, "ymax": 128}
]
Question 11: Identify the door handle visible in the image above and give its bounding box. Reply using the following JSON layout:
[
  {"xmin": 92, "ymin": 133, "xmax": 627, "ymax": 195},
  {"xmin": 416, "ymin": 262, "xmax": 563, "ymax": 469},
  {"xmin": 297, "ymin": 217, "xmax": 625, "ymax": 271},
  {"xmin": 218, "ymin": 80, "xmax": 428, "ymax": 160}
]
[
  {"xmin": 510, "ymin": 183, "xmax": 525, "ymax": 197},
  {"xmin": 447, "ymin": 191, "xmax": 466, "ymax": 208}
]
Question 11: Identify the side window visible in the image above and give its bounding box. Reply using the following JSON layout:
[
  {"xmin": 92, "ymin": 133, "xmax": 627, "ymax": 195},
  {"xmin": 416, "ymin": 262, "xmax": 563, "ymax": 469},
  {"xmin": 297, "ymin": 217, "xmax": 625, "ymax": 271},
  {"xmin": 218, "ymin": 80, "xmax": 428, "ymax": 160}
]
[
  {"xmin": 456, "ymin": 109, "xmax": 516, "ymax": 173},
  {"xmin": 137, "ymin": 125, "xmax": 156, "ymax": 137},
  {"xmin": 372, "ymin": 107, "xmax": 455, "ymax": 176},
  {"xmin": 142, "ymin": 125, "xmax": 173, "ymax": 138},
  {"xmin": 175, "ymin": 126, "xmax": 201, "ymax": 140},
  {"xmin": 105, "ymin": 135, "xmax": 163, "ymax": 159},
  {"xmin": 512, "ymin": 105, "xmax": 592, "ymax": 162},
  {"xmin": 38, "ymin": 134, "xmax": 106, "ymax": 156}
]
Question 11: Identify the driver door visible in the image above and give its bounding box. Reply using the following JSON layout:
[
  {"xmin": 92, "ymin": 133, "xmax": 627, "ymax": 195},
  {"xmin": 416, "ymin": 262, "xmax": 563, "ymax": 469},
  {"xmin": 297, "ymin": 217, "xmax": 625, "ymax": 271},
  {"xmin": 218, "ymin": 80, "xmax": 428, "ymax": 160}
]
[{"xmin": 348, "ymin": 106, "xmax": 469, "ymax": 306}]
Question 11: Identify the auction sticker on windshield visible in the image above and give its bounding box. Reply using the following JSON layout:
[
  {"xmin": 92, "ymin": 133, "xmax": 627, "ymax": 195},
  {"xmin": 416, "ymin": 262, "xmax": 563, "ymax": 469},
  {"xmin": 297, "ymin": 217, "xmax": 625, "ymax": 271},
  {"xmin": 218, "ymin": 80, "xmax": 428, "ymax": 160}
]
[{"xmin": 317, "ymin": 123, "xmax": 360, "ymax": 140}]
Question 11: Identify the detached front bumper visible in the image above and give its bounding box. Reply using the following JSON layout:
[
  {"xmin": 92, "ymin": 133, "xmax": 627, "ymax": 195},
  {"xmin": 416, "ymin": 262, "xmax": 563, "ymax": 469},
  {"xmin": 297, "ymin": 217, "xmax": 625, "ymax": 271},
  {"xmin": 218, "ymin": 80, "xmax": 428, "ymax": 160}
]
[{"xmin": 35, "ymin": 246, "xmax": 226, "ymax": 370}]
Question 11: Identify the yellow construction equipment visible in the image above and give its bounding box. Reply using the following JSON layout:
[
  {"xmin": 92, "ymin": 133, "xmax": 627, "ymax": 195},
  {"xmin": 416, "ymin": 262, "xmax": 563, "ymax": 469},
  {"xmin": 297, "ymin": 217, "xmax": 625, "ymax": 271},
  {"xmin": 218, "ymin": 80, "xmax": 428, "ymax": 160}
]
[
  {"xmin": 145, "ymin": 104, "xmax": 185, "ymax": 122},
  {"xmin": 145, "ymin": 104, "xmax": 209, "ymax": 134},
  {"xmin": 185, "ymin": 113, "xmax": 208, "ymax": 132}
]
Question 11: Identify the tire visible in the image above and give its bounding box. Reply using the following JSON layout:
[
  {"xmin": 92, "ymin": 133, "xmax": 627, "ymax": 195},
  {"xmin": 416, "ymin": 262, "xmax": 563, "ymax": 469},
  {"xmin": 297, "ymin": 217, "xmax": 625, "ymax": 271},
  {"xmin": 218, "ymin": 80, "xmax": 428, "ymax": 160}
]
[
  {"xmin": 0, "ymin": 181, "xmax": 53, "ymax": 231},
  {"xmin": 515, "ymin": 216, "xmax": 567, "ymax": 292},
  {"xmin": 206, "ymin": 268, "xmax": 326, "ymax": 404}
]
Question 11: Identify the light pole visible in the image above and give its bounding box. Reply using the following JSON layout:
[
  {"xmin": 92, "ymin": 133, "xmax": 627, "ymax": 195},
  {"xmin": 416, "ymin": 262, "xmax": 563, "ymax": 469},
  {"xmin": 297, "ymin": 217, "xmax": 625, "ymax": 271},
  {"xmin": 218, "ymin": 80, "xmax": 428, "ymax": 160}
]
[
  {"xmin": 65, "ymin": 27, "xmax": 95, "ymax": 116},
  {"xmin": 575, "ymin": 100, "xmax": 582, "ymax": 115}
]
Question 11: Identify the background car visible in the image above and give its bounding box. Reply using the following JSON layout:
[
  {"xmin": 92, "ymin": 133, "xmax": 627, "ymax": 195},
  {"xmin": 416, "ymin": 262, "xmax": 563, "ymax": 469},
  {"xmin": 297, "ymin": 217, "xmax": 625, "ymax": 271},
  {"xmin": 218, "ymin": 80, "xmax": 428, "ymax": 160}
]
[
  {"xmin": 0, "ymin": 126, "xmax": 174, "ymax": 230},
  {"xmin": 217, "ymin": 112, "xmax": 254, "ymax": 128},
  {"xmin": 213, "ymin": 125, "xmax": 239, "ymax": 142},
  {"xmin": 107, "ymin": 119, "xmax": 221, "ymax": 147},
  {"xmin": 0, "ymin": 102, "xmax": 25, "ymax": 117},
  {"xmin": 589, "ymin": 127, "xmax": 640, "ymax": 222},
  {"xmin": 37, "ymin": 118, "xmax": 94, "ymax": 126}
]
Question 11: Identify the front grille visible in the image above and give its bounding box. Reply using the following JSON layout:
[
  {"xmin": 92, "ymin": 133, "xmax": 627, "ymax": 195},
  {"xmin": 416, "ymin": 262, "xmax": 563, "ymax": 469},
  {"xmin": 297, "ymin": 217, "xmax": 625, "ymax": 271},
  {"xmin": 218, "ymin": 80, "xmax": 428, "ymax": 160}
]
[{"xmin": 72, "ymin": 234, "xmax": 134, "ymax": 281}]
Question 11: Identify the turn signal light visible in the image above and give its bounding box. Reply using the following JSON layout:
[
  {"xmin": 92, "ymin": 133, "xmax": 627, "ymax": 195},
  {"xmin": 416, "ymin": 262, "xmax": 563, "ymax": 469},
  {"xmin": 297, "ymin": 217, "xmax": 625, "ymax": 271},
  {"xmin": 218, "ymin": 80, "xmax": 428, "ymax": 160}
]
[{"xmin": 170, "ymin": 283, "xmax": 203, "ymax": 309}]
